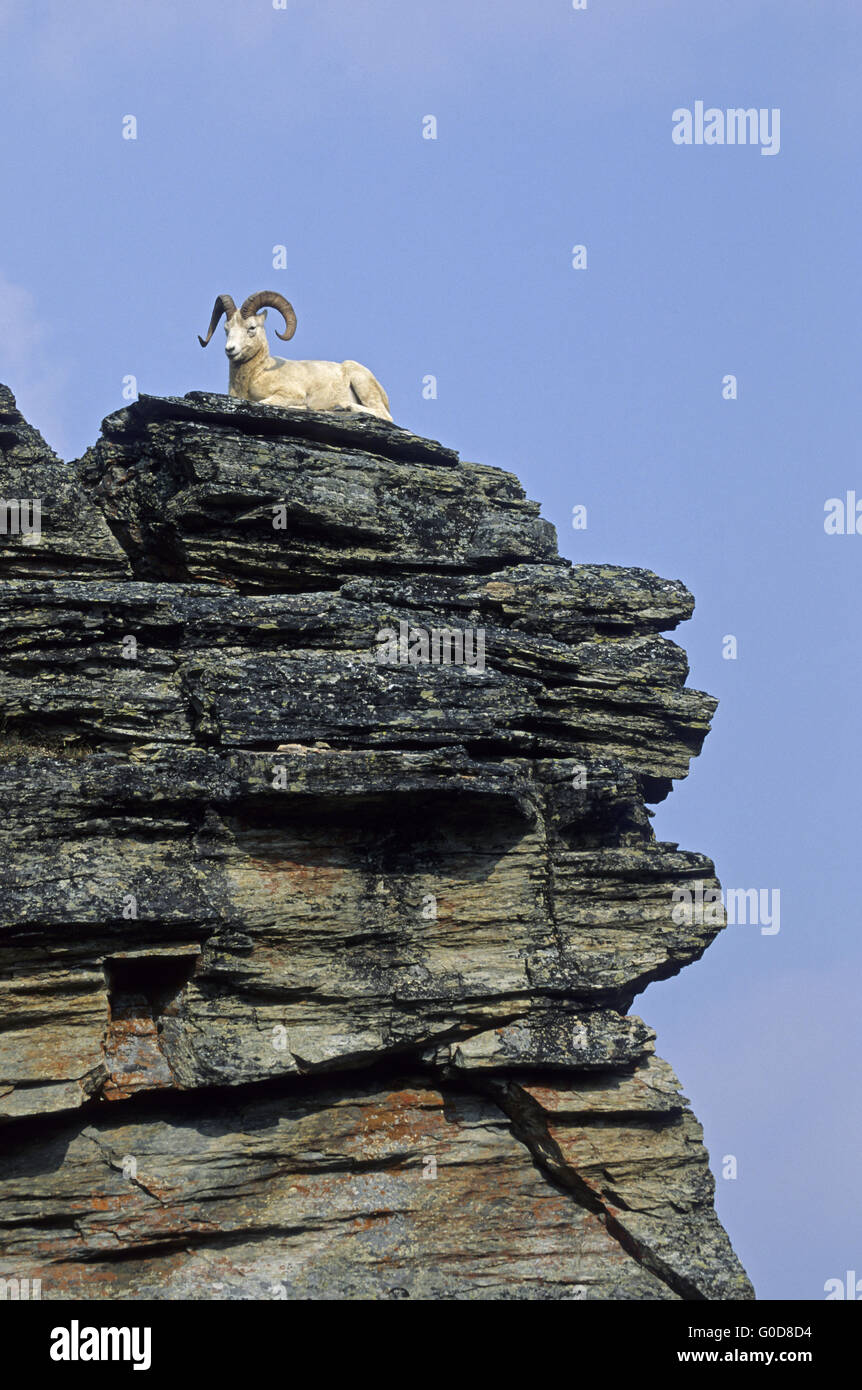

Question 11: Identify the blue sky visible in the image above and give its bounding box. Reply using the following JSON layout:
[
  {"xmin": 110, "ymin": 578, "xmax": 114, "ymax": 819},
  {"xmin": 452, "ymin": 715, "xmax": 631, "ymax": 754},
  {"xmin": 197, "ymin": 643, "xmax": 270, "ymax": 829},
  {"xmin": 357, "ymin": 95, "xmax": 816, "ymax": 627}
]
[{"xmin": 1, "ymin": 0, "xmax": 859, "ymax": 1300}]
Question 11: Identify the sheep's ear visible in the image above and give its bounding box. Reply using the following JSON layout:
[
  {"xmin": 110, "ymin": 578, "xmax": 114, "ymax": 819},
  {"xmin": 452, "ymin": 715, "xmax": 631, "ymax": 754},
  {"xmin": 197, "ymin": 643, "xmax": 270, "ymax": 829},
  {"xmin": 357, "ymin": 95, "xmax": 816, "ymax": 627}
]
[{"xmin": 259, "ymin": 309, "xmax": 268, "ymax": 322}]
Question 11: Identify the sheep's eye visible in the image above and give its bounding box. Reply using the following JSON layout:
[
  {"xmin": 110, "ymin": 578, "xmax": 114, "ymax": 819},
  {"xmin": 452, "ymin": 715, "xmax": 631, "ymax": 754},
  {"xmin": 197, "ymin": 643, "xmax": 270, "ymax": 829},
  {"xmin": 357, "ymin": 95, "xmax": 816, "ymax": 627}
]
[{"xmin": 247, "ymin": 327, "xmax": 256, "ymax": 334}]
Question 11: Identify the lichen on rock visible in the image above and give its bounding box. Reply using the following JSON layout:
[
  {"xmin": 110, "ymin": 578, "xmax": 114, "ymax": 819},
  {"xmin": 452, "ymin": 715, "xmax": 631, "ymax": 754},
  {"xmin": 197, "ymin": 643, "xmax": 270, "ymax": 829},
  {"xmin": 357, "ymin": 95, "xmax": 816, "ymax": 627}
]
[{"xmin": 0, "ymin": 388, "xmax": 753, "ymax": 1300}]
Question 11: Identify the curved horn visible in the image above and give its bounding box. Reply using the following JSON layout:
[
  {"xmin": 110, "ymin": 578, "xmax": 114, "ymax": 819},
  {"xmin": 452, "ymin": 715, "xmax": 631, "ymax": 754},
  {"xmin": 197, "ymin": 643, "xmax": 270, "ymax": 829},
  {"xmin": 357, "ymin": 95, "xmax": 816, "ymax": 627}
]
[
  {"xmin": 198, "ymin": 294, "xmax": 237, "ymax": 347},
  {"xmin": 240, "ymin": 290, "xmax": 297, "ymax": 342}
]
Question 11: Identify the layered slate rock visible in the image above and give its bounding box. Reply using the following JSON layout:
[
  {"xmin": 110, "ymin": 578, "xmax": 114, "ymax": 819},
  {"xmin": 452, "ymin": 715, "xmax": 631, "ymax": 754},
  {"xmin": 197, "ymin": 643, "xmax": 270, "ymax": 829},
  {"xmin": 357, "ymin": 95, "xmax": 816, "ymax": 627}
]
[
  {"xmin": 0, "ymin": 390, "xmax": 753, "ymax": 1300},
  {"xmin": 0, "ymin": 385, "xmax": 129, "ymax": 581}
]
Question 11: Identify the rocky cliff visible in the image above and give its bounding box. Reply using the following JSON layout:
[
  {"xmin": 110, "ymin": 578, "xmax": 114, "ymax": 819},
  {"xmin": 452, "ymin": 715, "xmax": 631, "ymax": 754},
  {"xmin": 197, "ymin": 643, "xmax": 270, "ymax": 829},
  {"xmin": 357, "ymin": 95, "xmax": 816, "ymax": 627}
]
[{"xmin": 0, "ymin": 386, "xmax": 753, "ymax": 1300}]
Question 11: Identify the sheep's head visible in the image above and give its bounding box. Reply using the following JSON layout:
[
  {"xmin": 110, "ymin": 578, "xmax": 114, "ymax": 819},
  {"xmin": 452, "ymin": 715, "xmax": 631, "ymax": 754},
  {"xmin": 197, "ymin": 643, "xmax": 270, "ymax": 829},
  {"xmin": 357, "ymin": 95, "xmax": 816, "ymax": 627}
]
[{"xmin": 198, "ymin": 292, "xmax": 297, "ymax": 363}]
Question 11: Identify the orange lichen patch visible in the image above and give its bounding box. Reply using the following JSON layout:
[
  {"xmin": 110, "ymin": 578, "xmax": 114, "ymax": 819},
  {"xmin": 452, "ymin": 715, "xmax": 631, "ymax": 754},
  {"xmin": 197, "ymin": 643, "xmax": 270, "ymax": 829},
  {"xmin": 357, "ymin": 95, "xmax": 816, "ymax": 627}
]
[
  {"xmin": 39, "ymin": 1263, "xmax": 121, "ymax": 1298},
  {"xmin": 102, "ymin": 1001, "xmax": 174, "ymax": 1101},
  {"xmin": 546, "ymin": 1124, "xmax": 606, "ymax": 1168},
  {"xmin": 346, "ymin": 1087, "xmax": 448, "ymax": 1155},
  {"xmin": 351, "ymin": 1207, "xmax": 402, "ymax": 1234},
  {"xmin": 246, "ymin": 855, "xmax": 346, "ymax": 900},
  {"xmin": 87, "ymin": 1196, "xmax": 116, "ymax": 1214},
  {"xmin": 123, "ymin": 1209, "xmax": 217, "ymax": 1241}
]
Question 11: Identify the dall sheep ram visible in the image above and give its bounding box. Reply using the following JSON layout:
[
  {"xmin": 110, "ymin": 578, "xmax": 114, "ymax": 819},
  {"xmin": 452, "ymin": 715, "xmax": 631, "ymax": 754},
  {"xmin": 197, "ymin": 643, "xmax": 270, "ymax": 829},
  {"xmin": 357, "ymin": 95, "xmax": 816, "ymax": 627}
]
[{"xmin": 198, "ymin": 291, "xmax": 392, "ymax": 421}]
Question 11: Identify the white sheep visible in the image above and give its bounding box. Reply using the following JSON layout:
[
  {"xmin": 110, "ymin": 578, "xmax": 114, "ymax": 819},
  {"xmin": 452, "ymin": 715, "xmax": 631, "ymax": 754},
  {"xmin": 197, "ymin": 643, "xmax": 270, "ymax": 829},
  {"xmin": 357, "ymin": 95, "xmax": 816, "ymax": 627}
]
[{"xmin": 198, "ymin": 292, "xmax": 392, "ymax": 421}]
